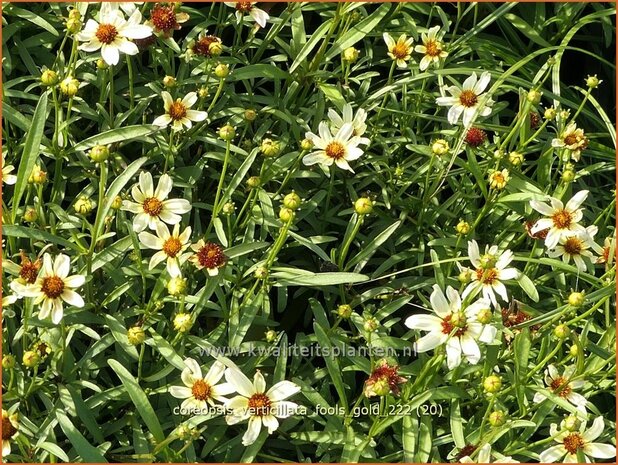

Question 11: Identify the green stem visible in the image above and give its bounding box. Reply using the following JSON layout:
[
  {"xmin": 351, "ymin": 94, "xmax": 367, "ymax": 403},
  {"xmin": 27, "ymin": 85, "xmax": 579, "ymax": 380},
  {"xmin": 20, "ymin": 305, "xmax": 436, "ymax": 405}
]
[{"xmin": 338, "ymin": 214, "xmax": 363, "ymax": 270}]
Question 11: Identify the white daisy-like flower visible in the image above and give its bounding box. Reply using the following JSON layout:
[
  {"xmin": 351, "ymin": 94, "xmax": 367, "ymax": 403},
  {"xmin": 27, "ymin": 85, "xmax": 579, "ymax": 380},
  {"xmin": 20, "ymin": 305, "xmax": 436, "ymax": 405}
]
[
  {"xmin": 109, "ymin": 2, "xmax": 143, "ymax": 15},
  {"xmin": 17, "ymin": 253, "xmax": 85, "ymax": 325},
  {"xmin": 460, "ymin": 444, "xmax": 519, "ymax": 463},
  {"xmin": 76, "ymin": 2, "xmax": 152, "ymax": 66},
  {"xmin": 540, "ymin": 417, "xmax": 615, "ymax": 463},
  {"xmin": 552, "ymin": 122, "xmax": 589, "ymax": 162},
  {"xmin": 461, "ymin": 240, "xmax": 520, "ymax": 307},
  {"xmin": 533, "ymin": 365, "xmax": 587, "ymax": 412},
  {"xmin": 122, "ymin": 172, "xmax": 191, "ymax": 232},
  {"xmin": 224, "ymin": 2, "xmax": 269, "ymax": 28},
  {"xmin": 138, "ymin": 222, "xmax": 192, "ymax": 277},
  {"xmin": 2, "ymin": 154, "xmax": 16, "ymax": 185},
  {"xmin": 383, "ymin": 33, "xmax": 414, "ymax": 68},
  {"xmin": 327, "ymin": 103, "xmax": 370, "ymax": 146},
  {"xmin": 2, "ymin": 409, "xmax": 19, "ymax": 456},
  {"xmin": 414, "ymin": 26, "xmax": 448, "ymax": 71},
  {"xmin": 547, "ymin": 225, "xmax": 604, "ymax": 272},
  {"xmin": 529, "ymin": 190, "xmax": 589, "ymax": 249},
  {"xmin": 436, "ymin": 71, "xmax": 494, "ymax": 127},
  {"xmin": 404, "ymin": 285, "xmax": 497, "ymax": 370},
  {"xmin": 302, "ymin": 122, "xmax": 364, "ymax": 172},
  {"xmin": 224, "ymin": 367, "xmax": 301, "ymax": 446},
  {"xmin": 169, "ymin": 358, "xmax": 235, "ymax": 413},
  {"xmin": 152, "ymin": 91, "xmax": 208, "ymax": 132}
]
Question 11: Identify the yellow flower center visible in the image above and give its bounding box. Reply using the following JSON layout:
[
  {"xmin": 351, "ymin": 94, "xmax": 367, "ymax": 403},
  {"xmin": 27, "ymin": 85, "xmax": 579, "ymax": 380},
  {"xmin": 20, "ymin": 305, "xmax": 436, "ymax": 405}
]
[
  {"xmin": 563, "ymin": 237, "xmax": 583, "ymax": 256},
  {"xmin": 95, "ymin": 24, "xmax": 119, "ymax": 45},
  {"xmin": 325, "ymin": 141, "xmax": 346, "ymax": 160},
  {"xmin": 562, "ymin": 432, "xmax": 585, "ymax": 455},
  {"xmin": 564, "ymin": 134, "xmax": 579, "ymax": 146},
  {"xmin": 235, "ymin": 1, "xmax": 253, "ymax": 12},
  {"xmin": 191, "ymin": 379, "xmax": 212, "ymax": 401},
  {"xmin": 41, "ymin": 276, "xmax": 64, "ymax": 299},
  {"xmin": 459, "ymin": 89, "xmax": 478, "ymax": 107},
  {"xmin": 391, "ymin": 42, "xmax": 410, "ymax": 60},
  {"xmin": 549, "ymin": 376, "xmax": 572, "ymax": 398},
  {"xmin": 168, "ymin": 100, "xmax": 188, "ymax": 121},
  {"xmin": 476, "ymin": 267, "xmax": 498, "ymax": 285},
  {"xmin": 163, "ymin": 237, "xmax": 182, "ymax": 258},
  {"xmin": 424, "ymin": 39, "xmax": 441, "ymax": 57},
  {"xmin": 551, "ymin": 209, "xmax": 572, "ymax": 229},
  {"xmin": 248, "ymin": 393, "xmax": 272, "ymax": 417},
  {"xmin": 142, "ymin": 197, "xmax": 163, "ymax": 217}
]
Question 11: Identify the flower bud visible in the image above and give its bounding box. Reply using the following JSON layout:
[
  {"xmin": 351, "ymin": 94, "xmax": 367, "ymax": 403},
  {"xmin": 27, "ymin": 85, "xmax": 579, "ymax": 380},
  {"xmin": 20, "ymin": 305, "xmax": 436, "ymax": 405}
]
[
  {"xmin": 489, "ymin": 410, "xmax": 507, "ymax": 427},
  {"xmin": 456, "ymin": 220, "xmax": 470, "ymax": 235},
  {"xmin": 177, "ymin": 424, "xmax": 200, "ymax": 441},
  {"xmin": 29, "ymin": 165, "xmax": 47, "ymax": 184},
  {"xmin": 209, "ymin": 41, "xmax": 223, "ymax": 57},
  {"xmin": 167, "ymin": 277, "xmax": 187, "ymax": 296},
  {"xmin": 264, "ymin": 329, "xmax": 277, "ymax": 342},
  {"xmin": 458, "ymin": 269, "xmax": 472, "ymax": 283},
  {"xmin": 479, "ymin": 254, "xmax": 497, "ymax": 269},
  {"xmin": 214, "ymin": 63, "xmax": 229, "ymax": 78},
  {"xmin": 247, "ymin": 176, "xmax": 260, "ymax": 189},
  {"xmin": 2, "ymin": 355, "xmax": 15, "ymax": 370},
  {"xmin": 60, "ymin": 76, "xmax": 79, "ymax": 97},
  {"xmin": 89, "ymin": 145, "xmax": 110, "ymax": 163},
  {"xmin": 22, "ymin": 350, "xmax": 40, "ymax": 368},
  {"xmin": 337, "ymin": 304, "xmax": 353, "ymax": 319},
  {"xmin": 222, "ymin": 202, "xmax": 235, "ymax": 215},
  {"xmin": 254, "ymin": 266, "xmax": 269, "ymax": 280},
  {"xmin": 68, "ymin": 8, "xmax": 81, "ymax": 20},
  {"xmin": 218, "ymin": 124, "xmax": 236, "ymax": 141},
  {"xmin": 569, "ymin": 344, "xmax": 579, "ymax": 357},
  {"xmin": 279, "ymin": 207, "xmax": 295, "ymax": 223},
  {"xmin": 527, "ymin": 89, "xmax": 542, "ymax": 104},
  {"xmin": 483, "ymin": 375, "xmax": 502, "ymax": 393},
  {"xmin": 244, "ymin": 108, "xmax": 257, "ymax": 122},
  {"xmin": 354, "ymin": 197, "xmax": 373, "ymax": 215},
  {"xmin": 431, "ymin": 139, "xmax": 449, "ymax": 156},
  {"xmin": 163, "ymin": 75, "xmax": 177, "ymax": 88},
  {"xmin": 554, "ymin": 324, "xmax": 570, "ymax": 339},
  {"xmin": 111, "ymin": 195, "xmax": 123, "ymax": 210},
  {"xmin": 74, "ymin": 196, "xmax": 95, "ymax": 215},
  {"xmin": 568, "ymin": 291, "xmax": 585, "ymax": 307},
  {"xmin": 127, "ymin": 326, "xmax": 146, "ymax": 345},
  {"xmin": 283, "ymin": 192, "xmax": 302, "ymax": 210},
  {"xmin": 493, "ymin": 149, "xmax": 504, "ymax": 160},
  {"xmin": 198, "ymin": 86, "xmax": 209, "ymax": 99},
  {"xmin": 370, "ymin": 377, "xmax": 391, "ymax": 397},
  {"xmin": 508, "ymin": 151, "xmax": 524, "ymax": 166},
  {"xmin": 342, "ymin": 47, "xmax": 360, "ymax": 63},
  {"xmin": 41, "ymin": 69, "xmax": 58, "ymax": 86},
  {"xmin": 394, "ymin": 165, "xmax": 404, "ymax": 177},
  {"xmin": 173, "ymin": 312, "xmax": 192, "ymax": 333},
  {"xmin": 300, "ymin": 138, "xmax": 313, "ymax": 151},
  {"xmin": 23, "ymin": 207, "xmax": 38, "ymax": 223},
  {"xmin": 488, "ymin": 169, "xmax": 509, "ymax": 190},
  {"xmin": 564, "ymin": 415, "xmax": 581, "ymax": 431},
  {"xmin": 450, "ymin": 311, "xmax": 467, "ymax": 328},
  {"xmin": 544, "ymin": 107, "xmax": 557, "ymax": 120},
  {"xmin": 96, "ymin": 58, "xmax": 109, "ymax": 70},
  {"xmin": 66, "ymin": 17, "xmax": 82, "ymax": 34},
  {"xmin": 585, "ymin": 75, "xmax": 601, "ymax": 89},
  {"xmin": 476, "ymin": 308, "xmax": 493, "ymax": 325},
  {"xmin": 363, "ymin": 317, "xmax": 378, "ymax": 332},
  {"xmin": 561, "ymin": 169, "xmax": 576, "ymax": 183},
  {"xmin": 260, "ymin": 138, "xmax": 281, "ymax": 157},
  {"xmin": 559, "ymin": 109, "xmax": 570, "ymax": 121}
]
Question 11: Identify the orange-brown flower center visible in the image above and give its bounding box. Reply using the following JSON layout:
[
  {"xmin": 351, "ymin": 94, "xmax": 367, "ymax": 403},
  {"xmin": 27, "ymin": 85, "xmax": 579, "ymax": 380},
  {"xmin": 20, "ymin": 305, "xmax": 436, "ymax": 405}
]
[
  {"xmin": 440, "ymin": 314, "xmax": 467, "ymax": 337},
  {"xmin": 195, "ymin": 242, "xmax": 226, "ymax": 270},
  {"xmin": 142, "ymin": 197, "xmax": 163, "ymax": 217},
  {"xmin": 563, "ymin": 433, "xmax": 585, "ymax": 455},
  {"xmin": 549, "ymin": 376, "xmax": 572, "ymax": 398},
  {"xmin": 391, "ymin": 42, "xmax": 410, "ymax": 60},
  {"xmin": 235, "ymin": 1, "xmax": 253, "ymax": 12},
  {"xmin": 248, "ymin": 393, "xmax": 272, "ymax": 416},
  {"xmin": 563, "ymin": 237, "xmax": 583, "ymax": 256},
  {"xmin": 459, "ymin": 90, "xmax": 478, "ymax": 107},
  {"xmin": 163, "ymin": 237, "xmax": 182, "ymax": 258},
  {"xmin": 96, "ymin": 24, "xmax": 119, "ymax": 45},
  {"xmin": 476, "ymin": 267, "xmax": 498, "ymax": 285},
  {"xmin": 2, "ymin": 416, "xmax": 17, "ymax": 440},
  {"xmin": 41, "ymin": 276, "xmax": 64, "ymax": 299},
  {"xmin": 19, "ymin": 258, "xmax": 41, "ymax": 284},
  {"xmin": 564, "ymin": 134, "xmax": 578, "ymax": 146},
  {"xmin": 168, "ymin": 100, "xmax": 188, "ymax": 121},
  {"xmin": 193, "ymin": 35, "xmax": 220, "ymax": 56},
  {"xmin": 325, "ymin": 141, "xmax": 346, "ymax": 160},
  {"xmin": 191, "ymin": 379, "xmax": 212, "ymax": 401},
  {"xmin": 424, "ymin": 39, "xmax": 441, "ymax": 57},
  {"xmin": 552, "ymin": 209, "xmax": 572, "ymax": 229},
  {"xmin": 151, "ymin": 4, "xmax": 179, "ymax": 33}
]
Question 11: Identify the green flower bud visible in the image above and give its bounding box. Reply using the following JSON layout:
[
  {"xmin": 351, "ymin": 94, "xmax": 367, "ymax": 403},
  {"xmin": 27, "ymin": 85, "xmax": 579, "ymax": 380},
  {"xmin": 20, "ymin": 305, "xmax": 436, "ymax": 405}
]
[
  {"xmin": 483, "ymin": 375, "xmax": 502, "ymax": 393},
  {"xmin": 554, "ymin": 324, "xmax": 570, "ymax": 339},
  {"xmin": 247, "ymin": 176, "xmax": 260, "ymax": 189},
  {"xmin": 279, "ymin": 207, "xmax": 295, "ymax": 223},
  {"xmin": 300, "ymin": 138, "xmax": 313, "ymax": 151},
  {"xmin": 214, "ymin": 63, "xmax": 229, "ymax": 78},
  {"xmin": 342, "ymin": 46, "xmax": 360, "ymax": 63},
  {"xmin": 527, "ymin": 89, "xmax": 542, "ymax": 104},
  {"xmin": 585, "ymin": 75, "xmax": 601, "ymax": 89},
  {"xmin": 283, "ymin": 192, "xmax": 302, "ymax": 210},
  {"xmin": 476, "ymin": 308, "xmax": 493, "ymax": 325},
  {"xmin": 254, "ymin": 266, "xmax": 269, "ymax": 280},
  {"xmin": 127, "ymin": 326, "xmax": 146, "ymax": 346},
  {"xmin": 264, "ymin": 329, "xmax": 277, "ymax": 342},
  {"xmin": 489, "ymin": 410, "xmax": 507, "ymax": 427},
  {"xmin": 456, "ymin": 220, "xmax": 470, "ymax": 235},
  {"xmin": 89, "ymin": 145, "xmax": 110, "ymax": 163},
  {"xmin": 2, "ymin": 355, "xmax": 15, "ymax": 369},
  {"xmin": 167, "ymin": 277, "xmax": 187, "ymax": 296},
  {"xmin": 60, "ymin": 76, "xmax": 79, "ymax": 97},
  {"xmin": 41, "ymin": 69, "xmax": 59, "ymax": 86},
  {"xmin": 244, "ymin": 109, "xmax": 257, "ymax": 122},
  {"xmin": 219, "ymin": 124, "xmax": 236, "ymax": 141},
  {"xmin": 111, "ymin": 195, "xmax": 123, "ymax": 210},
  {"xmin": 568, "ymin": 291, "xmax": 585, "ymax": 307},
  {"xmin": 222, "ymin": 202, "xmax": 236, "ymax": 215},
  {"xmin": 173, "ymin": 312, "xmax": 192, "ymax": 333},
  {"xmin": 163, "ymin": 75, "xmax": 177, "ymax": 88},
  {"xmin": 431, "ymin": 139, "xmax": 449, "ymax": 156},
  {"xmin": 23, "ymin": 207, "xmax": 38, "ymax": 223},
  {"xmin": 354, "ymin": 197, "xmax": 373, "ymax": 215},
  {"xmin": 74, "ymin": 196, "xmax": 95, "ymax": 215},
  {"xmin": 23, "ymin": 350, "xmax": 40, "ymax": 368},
  {"xmin": 260, "ymin": 138, "xmax": 281, "ymax": 157},
  {"xmin": 337, "ymin": 304, "xmax": 353, "ymax": 319},
  {"xmin": 363, "ymin": 317, "xmax": 378, "ymax": 332}
]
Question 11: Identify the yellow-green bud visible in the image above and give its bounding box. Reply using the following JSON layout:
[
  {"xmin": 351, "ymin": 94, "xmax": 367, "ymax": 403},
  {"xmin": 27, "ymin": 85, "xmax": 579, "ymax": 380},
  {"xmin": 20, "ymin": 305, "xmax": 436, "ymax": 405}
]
[
  {"xmin": 68, "ymin": 8, "xmax": 81, "ymax": 20},
  {"xmin": 60, "ymin": 76, "xmax": 79, "ymax": 97},
  {"xmin": 218, "ymin": 124, "xmax": 236, "ymax": 141},
  {"xmin": 489, "ymin": 410, "xmax": 507, "ymax": 427},
  {"xmin": 483, "ymin": 374, "xmax": 502, "ymax": 393},
  {"xmin": 394, "ymin": 165, "xmax": 405, "ymax": 177},
  {"xmin": 111, "ymin": 195, "xmax": 123, "ymax": 210},
  {"xmin": 209, "ymin": 41, "xmax": 223, "ymax": 57},
  {"xmin": 279, "ymin": 207, "xmax": 295, "ymax": 223},
  {"xmin": 222, "ymin": 202, "xmax": 235, "ymax": 215},
  {"xmin": 562, "ymin": 169, "xmax": 576, "ymax": 183},
  {"xmin": 29, "ymin": 165, "xmax": 47, "ymax": 184},
  {"xmin": 2, "ymin": 355, "xmax": 15, "ymax": 370},
  {"xmin": 89, "ymin": 145, "xmax": 110, "ymax": 163},
  {"xmin": 167, "ymin": 277, "xmax": 187, "ymax": 296},
  {"xmin": 244, "ymin": 108, "xmax": 257, "ymax": 122},
  {"xmin": 177, "ymin": 424, "xmax": 200, "ymax": 441},
  {"xmin": 198, "ymin": 86, "xmax": 209, "ymax": 99},
  {"xmin": 265, "ymin": 329, "xmax": 277, "ymax": 342},
  {"xmin": 23, "ymin": 350, "xmax": 40, "ymax": 368},
  {"xmin": 559, "ymin": 109, "xmax": 570, "ymax": 121},
  {"xmin": 96, "ymin": 58, "xmax": 108, "ymax": 70},
  {"xmin": 41, "ymin": 69, "xmax": 59, "ymax": 86},
  {"xmin": 342, "ymin": 46, "xmax": 360, "ymax": 63},
  {"xmin": 300, "ymin": 138, "xmax": 313, "ymax": 151},
  {"xmin": 214, "ymin": 63, "xmax": 229, "ymax": 78},
  {"xmin": 260, "ymin": 138, "xmax": 281, "ymax": 157},
  {"xmin": 354, "ymin": 197, "xmax": 373, "ymax": 215},
  {"xmin": 569, "ymin": 344, "xmax": 579, "ymax": 357},
  {"xmin": 568, "ymin": 291, "xmax": 585, "ymax": 307},
  {"xmin": 431, "ymin": 139, "xmax": 449, "ymax": 156},
  {"xmin": 370, "ymin": 378, "xmax": 391, "ymax": 397},
  {"xmin": 254, "ymin": 266, "xmax": 269, "ymax": 280},
  {"xmin": 283, "ymin": 192, "xmax": 302, "ymax": 210},
  {"xmin": 458, "ymin": 270, "xmax": 472, "ymax": 283},
  {"xmin": 66, "ymin": 17, "xmax": 82, "ymax": 34},
  {"xmin": 527, "ymin": 89, "xmax": 542, "ymax": 104},
  {"xmin": 508, "ymin": 151, "xmax": 524, "ymax": 166},
  {"xmin": 493, "ymin": 149, "xmax": 505, "ymax": 160},
  {"xmin": 127, "ymin": 326, "xmax": 146, "ymax": 346},
  {"xmin": 456, "ymin": 220, "xmax": 470, "ymax": 235},
  {"xmin": 544, "ymin": 107, "xmax": 556, "ymax": 120},
  {"xmin": 363, "ymin": 317, "xmax": 378, "ymax": 332},
  {"xmin": 479, "ymin": 254, "xmax": 497, "ymax": 269},
  {"xmin": 173, "ymin": 312, "xmax": 193, "ymax": 333},
  {"xmin": 247, "ymin": 176, "xmax": 260, "ymax": 189},
  {"xmin": 337, "ymin": 304, "xmax": 353, "ymax": 319},
  {"xmin": 163, "ymin": 75, "xmax": 177, "ymax": 88},
  {"xmin": 23, "ymin": 208, "xmax": 38, "ymax": 223},
  {"xmin": 585, "ymin": 75, "xmax": 601, "ymax": 89},
  {"xmin": 450, "ymin": 311, "xmax": 467, "ymax": 328},
  {"xmin": 554, "ymin": 324, "xmax": 570, "ymax": 339},
  {"xmin": 564, "ymin": 415, "xmax": 581, "ymax": 431},
  {"xmin": 74, "ymin": 196, "xmax": 95, "ymax": 215},
  {"xmin": 477, "ymin": 308, "xmax": 493, "ymax": 325}
]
